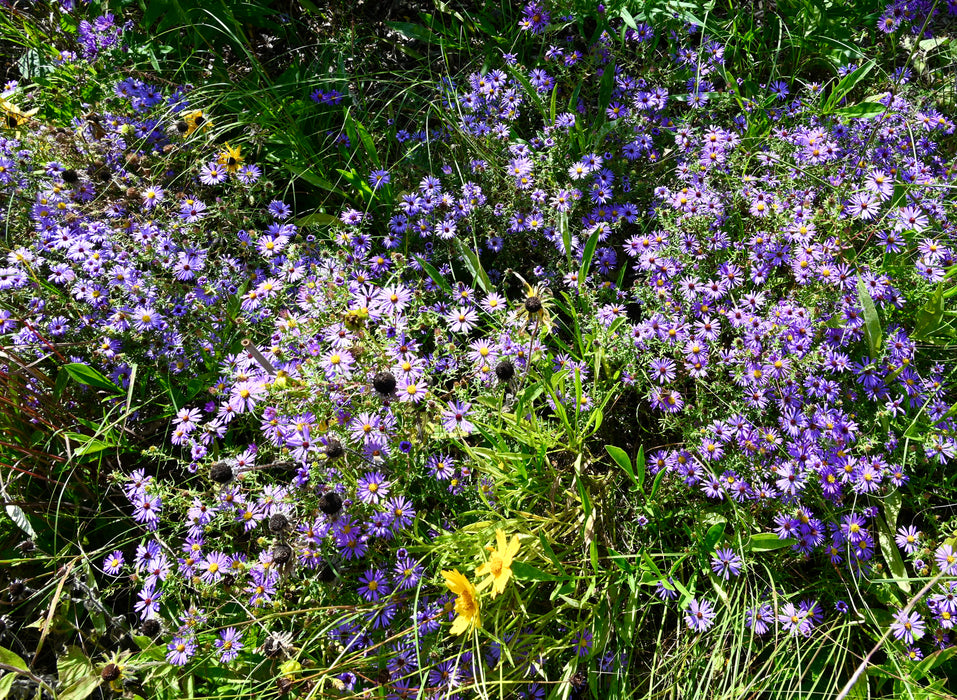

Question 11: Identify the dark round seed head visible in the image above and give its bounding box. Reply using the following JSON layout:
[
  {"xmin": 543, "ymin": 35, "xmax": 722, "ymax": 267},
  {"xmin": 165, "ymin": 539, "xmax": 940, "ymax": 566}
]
[
  {"xmin": 276, "ymin": 677, "xmax": 293, "ymax": 695},
  {"xmin": 524, "ymin": 295, "xmax": 543, "ymax": 314},
  {"xmin": 140, "ymin": 618, "xmax": 161, "ymax": 637},
  {"xmin": 61, "ymin": 169, "xmax": 79, "ymax": 183},
  {"xmin": 8, "ymin": 581, "xmax": 24, "ymax": 598},
  {"xmin": 495, "ymin": 360, "xmax": 515, "ymax": 382},
  {"xmin": 372, "ymin": 371, "xmax": 396, "ymax": 395},
  {"xmin": 101, "ymin": 663, "xmax": 121, "ymax": 682},
  {"xmin": 193, "ymin": 115, "xmax": 205, "ymax": 126},
  {"xmin": 272, "ymin": 543, "xmax": 292, "ymax": 565},
  {"xmin": 210, "ymin": 462, "xmax": 233, "ymax": 484},
  {"xmin": 318, "ymin": 491, "xmax": 343, "ymax": 515},
  {"xmin": 324, "ymin": 438, "xmax": 344, "ymax": 461},
  {"xmin": 175, "ymin": 120, "xmax": 188, "ymax": 133},
  {"xmin": 268, "ymin": 513, "xmax": 289, "ymax": 533}
]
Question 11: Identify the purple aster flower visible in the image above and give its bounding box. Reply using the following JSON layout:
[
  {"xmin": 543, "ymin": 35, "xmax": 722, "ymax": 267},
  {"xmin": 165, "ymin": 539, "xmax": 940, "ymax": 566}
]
[
  {"xmin": 393, "ymin": 555, "xmax": 424, "ymax": 590},
  {"xmin": 141, "ymin": 185, "xmax": 164, "ymax": 209},
  {"xmin": 890, "ymin": 609, "xmax": 925, "ymax": 645},
  {"xmin": 368, "ymin": 169, "xmax": 391, "ymax": 189},
  {"xmin": 267, "ymin": 200, "xmax": 292, "ymax": 219},
  {"xmin": 685, "ymin": 597, "xmax": 716, "ymax": 632},
  {"xmin": 711, "ymin": 547, "xmax": 743, "ymax": 580},
  {"xmin": 166, "ymin": 636, "xmax": 196, "ymax": 666},
  {"xmin": 216, "ymin": 627, "xmax": 243, "ymax": 663},
  {"xmin": 746, "ymin": 604, "xmax": 773, "ymax": 635},
  {"xmin": 200, "ymin": 161, "xmax": 228, "ymax": 185},
  {"xmin": 134, "ymin": 583, "xmax": 161, "ymax": 620},
  {"xmin": 199, "ymin": 551, "xmax": 230, "ymax": 585},
  {"xmin": 396, "ymin": 377, "xmax": 427, "ymax": 403},
  {"xmin": 236, "ymin": 164, "xmax": 261, "ymax": 184},
  {"xmin": 246, "ymin": 567, "xmax": 278, "ymax": 607},
  {"xmin": 427, "ymin": 454, "xmax": 455, "ymax": 480},
  {"xmin": 441, "ymin": 400, "xmax": 475, "ymax": 434},
  {"xmin": 935, "ymin": 544, "xmax": 957, "ymax": 575},
  {"xmin": 385, "ymin": 495, "xmax": 415, "ymax": 531},
  {"xmin": 357, "ymin": 471, "xmax": 390, "ymax": 505},
  {"xmin": 132, "ymin": 494, "xmax": 162, "ymax": 530},
  {"xmin": 358, "ymin": 568, "xmax": 391, "ymax": 602},
  {"xmin": 895, "ymin": 525, "xmax": 921, "ymax": 555},
  {"xmin": 778, "ymin": 602, "xmax": 811, "ymax": 636},
  {"xmin": 102, "ymin": 550, "xmax": 125, "ymax": 575},
  {"xmin": 132, "ymin": 306, "xmax": 164, "ymax": 332},
  {"xmin": 573, "ymin": 629, "xmax": 593, "ymax": 658}
]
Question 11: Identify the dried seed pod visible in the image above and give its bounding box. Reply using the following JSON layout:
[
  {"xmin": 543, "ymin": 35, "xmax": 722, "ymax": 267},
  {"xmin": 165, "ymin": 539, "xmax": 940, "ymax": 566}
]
[
  {"xmin": 210, "ymin": 462, "xmax": 233, "ymax": 484},
  {"xmin": 318, "ymin": 491, "xmax": 342, "ymax": 515}
]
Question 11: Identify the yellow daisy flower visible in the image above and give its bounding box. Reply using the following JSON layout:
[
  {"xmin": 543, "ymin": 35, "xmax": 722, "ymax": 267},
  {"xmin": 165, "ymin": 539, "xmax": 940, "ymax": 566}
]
[
  {"xmin": 441, "ymin": 569, "xmax": 481, "ymax": 635},
  {"xmin": 475, "ymin": 528, "xmax": 520, "ymax": 598},
  {"xmin": 181, "ymin": 110, "xmax": 211, "ymax": 137},
  {"xmin": 218, "ymin": 143, "xmax": 244, "ymax": 174}
]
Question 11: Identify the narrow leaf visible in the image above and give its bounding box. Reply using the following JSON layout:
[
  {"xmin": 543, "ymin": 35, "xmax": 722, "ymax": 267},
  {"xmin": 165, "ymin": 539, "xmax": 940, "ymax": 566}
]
[
  {"xmin": 511, "ymin": 561, "xmax": 565, "ymax": 582},
  {"xmin": 61, "ymin": 363, "xmax": 122, "ymax": 394},
  {"xmin": 415, "ymin": 256, "xmax": 454, "ymax": 298},
  {"xmin": 577, "ymin": 228, "xmax": 601, "ymax": 292},
  {"xmin": 605, "ymin": 445, "xmax": 639, "ymax": 490},
  {"xmin": 451, "ymin": 239, "xmax": 491, "ymax": 294},
  {"xmin": 857, "ymin": 277, "xmax": 883, "ymax": 357},
  {"xmin": 749, "ymin": 533, "xmax": 795, "ymax": 552}
]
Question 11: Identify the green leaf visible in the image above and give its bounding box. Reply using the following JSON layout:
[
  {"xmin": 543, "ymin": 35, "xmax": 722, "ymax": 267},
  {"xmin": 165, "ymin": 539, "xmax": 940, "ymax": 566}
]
[
  {"xmin": 577, "ymin": 228, "xmax": 601, "ymax": 293},
  {"xmin": 640, "ymin": 550, "xmax": 664, "ymax": 579},
  {"xmin": 61, "ymin": 363, "xmax": 122, "ymax": 394},
  {"xmin": 538, "ymin": 532, "xmax": 568, "ymax": 576},
  {"xmin": 285, "ymin": 164, "xmax": 350, "ymax": 199},
  {"xmin": 295, "ymin": 211, "xmax": 340, "ymax": 228},
  {"xmin": 833, "ymin": 101, "xmax": 887, "ymax": 119},
  {"xmin": 451, "ymin": 239, "xmax": 492, "ymax": 294},
  {"xmin": 749, "ymin": 533, "xmax": 795, "ymax": 552},
  {"xmin": 0, "ymin": 646, "xmax": 29, "ymax": 674},
  {"xmin": 634, "ymin": 445, "xmax": 646, "ymax": 492},
  {"xmin": 607, "ymin": 548, "xmax": 633, "ymax": 573},
  {"xmin": 913, "ymin": 283, "xmax": 953, "ymax": 341},
  {"xmin": 823, "ymin": 60, "xmax": 875, "ymax": 113},
  {"xmin": 619, "ymin": 6, "xmax": 638, "ymax": 30},
  {"xmin": 856, "ymin": 277, "xmax": 883, "ymax": 358},
  {"xmin": 64, "ymin": 433, "xmax": 118, "ymax": 456},
  {"xmin": 702, "ymin": 520, "xmax": 727, "ymax": 552},
  {"xmin": 649, "ymin": 467, "xmax": 666, "ymax": 501},
  {"xmin": 0, "ymin": 673, "xmax": 15, "ymax": 700},
  {"xmin": 605, "ymin": 445, "xmax": 639, "ymax": 491},
  {"xmin": 415, "ymin": 257, "xmax": 454, "ymax": 298},
  {"xmin": 58, "ymin": 675, "xmax": 102, "ymax": 700},
  {"xmin": 345, "ymin": 113, "xmax": 379, "ymax": 169},
  {"xmin": 511, "ymin": 561, "xmax": 565, "ymax": 582},
  {"xmin": 58, "ymin": 646, "xmax": 93, "ymax": 687},
  {"xmin": 876, "ymin": 515, "xmax": 911, "ymax": 593}
]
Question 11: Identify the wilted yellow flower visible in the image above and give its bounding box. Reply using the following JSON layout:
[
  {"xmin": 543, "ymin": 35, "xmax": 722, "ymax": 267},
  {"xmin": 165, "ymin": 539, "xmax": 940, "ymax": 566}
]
[
  {"xmin": 441, "ymin": 569, "xmax": 481, "ymax": 635},
  {"xmin": 475, "ymin": 528, "xmax": 520, "ymax": 598},
  {"xmin": 218, "ymin": 143, "xmax": 244, "ymax": 174},
  {"xmin": 0, "ymin": 98, "xmax": 37, "ymax": 129}
]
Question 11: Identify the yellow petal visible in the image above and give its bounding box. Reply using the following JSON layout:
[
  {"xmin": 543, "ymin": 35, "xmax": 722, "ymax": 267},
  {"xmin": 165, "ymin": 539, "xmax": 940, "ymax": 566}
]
[
  {"xmin": 495, "ymin": 528, "xmax": 507, "ymax": 553},
  {"xmin": 449, "ymin": 615, "xmax": 470, "ymax": 635}
]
